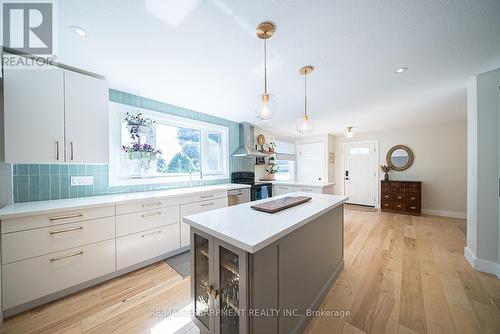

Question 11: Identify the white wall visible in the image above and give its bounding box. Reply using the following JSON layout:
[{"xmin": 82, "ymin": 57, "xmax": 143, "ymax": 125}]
[
  {"xmin": 466, "ymin": 68, "xmax": 500, "ymax": 278},
  {"xmin": 333, "ymin": 122, "xmax": 467, "ymax": 217},
  {"xmin": 0, "ymin": 78, "xmax": 13, "ymax": 208}
]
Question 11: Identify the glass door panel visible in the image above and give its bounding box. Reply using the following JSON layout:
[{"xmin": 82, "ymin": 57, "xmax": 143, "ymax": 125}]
[
  {"xmin": 194, "ymin": 234, "xmax": 210, "ymax": 329},
  {"xmin": 219, "ymin": 246, "xmax": 240, "ymax": 333}
]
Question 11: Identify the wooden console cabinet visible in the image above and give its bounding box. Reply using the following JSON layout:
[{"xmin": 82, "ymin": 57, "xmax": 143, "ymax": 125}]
[{"xmin": 381, "ymin": 181, "xmax": 421, "ymax": 216}]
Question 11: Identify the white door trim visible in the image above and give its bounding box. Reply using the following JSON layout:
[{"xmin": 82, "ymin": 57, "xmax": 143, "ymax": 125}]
[{"xmin": 341, "ymin": 140, "xmax": 380, "ymax": 208}]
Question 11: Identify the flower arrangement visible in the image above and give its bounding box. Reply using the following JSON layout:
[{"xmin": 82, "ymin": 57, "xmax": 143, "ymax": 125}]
[
  {"xmin": 122, "ymin": 143, "xmax": 162, "ymax": 170},
  {"xmin": 124, "ymin": 112, "xmax": 156, "ymax": 141},
  {"xmin": 381, "ymin": 165, "xmax": 391, "ymax": 181}
]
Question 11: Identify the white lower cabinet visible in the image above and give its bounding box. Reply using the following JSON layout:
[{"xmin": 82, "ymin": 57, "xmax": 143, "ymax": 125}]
[
  {"xmin": 115, "ymin": 205, "xmax": 180, "ymax": 237},
  {"xmin": 116, "ymin": 223, "xmax": 180, "ymax": 270},
  {"xmin": 273, "ymin": 185, "xmax": 293, "ymax": 196},
  {"xmin": 180, "ymin": 197, "xmax": 228, "ymax": 248},
  {"xmin": 2, "ymin": 216, "xmax": 115, "ymax": 264},
  {"xmin": 293, "ymin": 186, "xmax": 322, "ymax": 193},
  {"xmin": 2, "ymin": 239, "xmax": 115, "ymax": 309}
]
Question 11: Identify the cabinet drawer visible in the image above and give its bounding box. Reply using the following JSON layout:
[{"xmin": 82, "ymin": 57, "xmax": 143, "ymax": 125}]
[
  {"xmin": 180, "ymin": 197, "xmax": 228, "ymax": 247},
  {"xmin": 293, "ymin": 186, "xmax": 322, "ymax": 193},
  {"xmin": 381, "ymin": 201, "xmax": 391, "ymax": 209},
  {"xmin": 393, "ymin": 194, "xmax": 407, "ymax": 201},
  {"xmin": 180, "ymin": 191, "xmax": 227, "ymax": 205},
  {"xmin": 2, "ymin": 216, "xmax": 115, "ymax": 264},
  {"xmin": 2, "ymin": 239, "xmax": 115, "ymax": 309},
  {"xmin": 382, "ymin": 193, "xmax": 392, "ymax": 200},
  {"xmin": 116, "ymin": 197, "xmax": 179, "ymax": 215},
  {"xmin": 1, "ymin": 206, "xmax": 115, "ymax": 234},
  {"xmin": 116, "ymin": 206, "xmax": 180, "ymax": 237},
  {"xmin": 116, "ymin": 224, "xmax": 180, "ymax": 270},
  {"xmin": 392, "ymin": 202, "xmax": 406, "ymax": 211},
  {"xmin": 408, "ymin": 204, "xmax": 420, "ymax": 212}
]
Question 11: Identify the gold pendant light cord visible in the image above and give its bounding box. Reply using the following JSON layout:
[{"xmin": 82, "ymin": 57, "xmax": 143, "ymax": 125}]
[
  {"xmin": 264, "ymin": 39, "xmax": 268, "ymax": 95},
  {"xmin": 304, "ymin": 71, "xmax": 307, "ymax": 117}
]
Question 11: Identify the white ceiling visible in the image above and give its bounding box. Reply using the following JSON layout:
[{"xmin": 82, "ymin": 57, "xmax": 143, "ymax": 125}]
[{"xmin": 58, "ymin": 0, "xmax": 500, "ymax": 136}]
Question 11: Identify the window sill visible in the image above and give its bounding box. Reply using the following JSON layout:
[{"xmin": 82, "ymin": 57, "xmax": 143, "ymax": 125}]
[{"xmin": 108, "ymin": 173, "xmax": 228, "ymax": 187}]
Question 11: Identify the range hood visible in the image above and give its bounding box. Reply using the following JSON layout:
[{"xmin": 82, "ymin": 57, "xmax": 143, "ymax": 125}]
[{"xmin": 232, "ymin": 122, "xmax": 266, "ymax": 157}]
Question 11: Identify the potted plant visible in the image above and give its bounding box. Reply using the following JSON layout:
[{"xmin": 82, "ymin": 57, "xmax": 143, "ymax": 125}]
[
  {"xmin": 268, "ymin": 141, "xmax": 276, "ymax": 153},
  {"xmin": 266, "ymin": 164, "xmax": 279, "ymax": 180},
  {"xmin": 124, "ymin": 112, "xmax": 155, "ymax": 141},
  {"xmin": 381, "ymin": 165, "xmax": 391, "ymax": 181},
  {"xmin": 122, "ymin": 143, "xmax": 162, "ymax": 176}
]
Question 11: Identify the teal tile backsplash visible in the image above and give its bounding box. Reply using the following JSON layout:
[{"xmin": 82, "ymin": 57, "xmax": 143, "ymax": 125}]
[{"xmin": 12, "ymin": 89, "xmax": 253, "ymax": 203}]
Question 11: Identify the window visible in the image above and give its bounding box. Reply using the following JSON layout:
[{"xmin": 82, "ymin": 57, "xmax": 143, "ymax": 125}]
[
  {"xmin": 109, "ymin": 103, "xmax": 229, "ymax": 186},
  {"xmin": 274, "ymin": 160, "xmax": 294, "ymax": 181}
]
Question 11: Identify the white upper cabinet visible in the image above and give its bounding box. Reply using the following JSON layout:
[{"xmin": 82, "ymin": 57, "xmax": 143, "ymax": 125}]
[
  {"xmin": 3, "ymin": 57, "xmax": 109, "ymax": 164},
  {"xmin": 4, "ymin": 66, "xmax": 65, "ymax": 163},
  {"xmin": 64, "ymin": 71, "xmax": 109, "ymax": 163}
]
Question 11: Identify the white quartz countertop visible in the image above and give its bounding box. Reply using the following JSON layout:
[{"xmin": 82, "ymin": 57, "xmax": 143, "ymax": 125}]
[
  {"xmin": 268, "ymin": 181, "xmax": 335, "ymax": 188},
  {"xmin": 183, "ymin": 192, "xmax": 348, "ymax": 253},
  {"xmin": 0, "ymin": 184, "xmax": 251, "ymax": 220}
]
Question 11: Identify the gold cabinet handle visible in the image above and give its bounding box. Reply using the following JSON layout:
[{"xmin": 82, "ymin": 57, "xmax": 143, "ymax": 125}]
[
  {"xmin": 49, "ymin": 213, "xmax": 83, "ymax": 221},
  {"xmin": 141, "ymin": 201, "xmax": 162, "ymax": 208},
  {"xmin": 201, "ymin": 202, "xmax": 214, "ymax": 207},
  {"xmin": 411, "ymin": 197, "xmax": 416, "ymax": 200},
  {"xmin": 397, "ymin": 205, "xmax": 402, "ymax": 208},
  {"xmin": 141, "ymin": 211, "xmax": 162, "ymax": 218},
  {"xmin": 410, "ymin": 206, "xmax": 416, "ymax": 209},
  {"xmin": 50, "ymin": 251, "xmax": 84, "ymax": 262},
  {"xmin": 70, "ymin": 142, "xmax": 74, "ymax": 161},
  {"xmin": 49, "ymin": 226, "xmax": 83, "ymax": 235}
]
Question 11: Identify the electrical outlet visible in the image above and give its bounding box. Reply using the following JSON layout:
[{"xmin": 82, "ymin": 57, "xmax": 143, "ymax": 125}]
[{"xmin": 71, "ymin": 176, "xmax": 94, "ymax": 186}]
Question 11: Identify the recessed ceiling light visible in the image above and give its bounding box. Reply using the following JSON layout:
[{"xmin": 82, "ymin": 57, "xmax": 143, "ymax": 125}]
[
  {"xmin": 394, "ymin": 66, "xmax": 408, "ymax": 74},
  {"xmin": 70, "ymin": 26, "xmax": 87, "ymax": 37}
]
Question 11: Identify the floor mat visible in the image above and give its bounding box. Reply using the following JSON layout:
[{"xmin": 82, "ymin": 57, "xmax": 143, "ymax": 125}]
[{"xmin": 165, "ymin": 251, "xmax": 190, "ymax": 279}]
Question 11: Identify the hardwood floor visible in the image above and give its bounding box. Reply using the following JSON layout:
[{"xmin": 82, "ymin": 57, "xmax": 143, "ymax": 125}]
[{"xmin": 1, "ymin": 208, "xmax": 499, "ymax": 334}]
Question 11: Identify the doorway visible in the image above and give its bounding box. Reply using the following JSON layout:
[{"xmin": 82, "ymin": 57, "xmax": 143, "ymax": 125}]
[
  {"xmin": 342, "ymin": 141, "xmax": 378, "ymax": 207},
  {"xmin": 297, "ymin": 142, "xmax": 325, "ymax": 183}
]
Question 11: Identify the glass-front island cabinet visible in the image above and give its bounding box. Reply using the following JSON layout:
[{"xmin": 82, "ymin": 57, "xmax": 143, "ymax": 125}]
[
  {"xmin": 191, "ymin": 230, "xmax": 248, "ymax": 334},
  {"xmin": 187, "ymin": 197, "xmax": 345, "ymax": 334}
]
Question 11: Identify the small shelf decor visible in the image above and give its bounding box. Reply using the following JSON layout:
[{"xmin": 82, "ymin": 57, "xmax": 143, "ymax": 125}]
[
  {"xmin": 381, "ymin": 165, "xmax": 391, "ymax": 181},
  {"xmin": 266, "ymin": 164, "xmax": 279, "ymax": 181}
]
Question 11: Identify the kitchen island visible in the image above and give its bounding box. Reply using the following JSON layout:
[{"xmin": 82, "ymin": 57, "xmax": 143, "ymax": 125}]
[{"xmin": 183, "ymin": 192, "xmax": 348, "ymax": 334}]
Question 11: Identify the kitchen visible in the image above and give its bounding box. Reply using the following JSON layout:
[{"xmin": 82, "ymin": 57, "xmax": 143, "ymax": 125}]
[{"xmin": 1, "ymin": 1, "xmax": 499, "ymax": 334}]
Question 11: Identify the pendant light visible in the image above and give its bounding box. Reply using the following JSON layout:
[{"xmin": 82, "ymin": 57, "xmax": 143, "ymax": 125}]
[
  {"xmin": 255, "ymin": 22, "xmax": 277, "ymax": 121},
  {"xmin": 345, "ymin": 126, "xmax": 354, "ymax": 138},
  {"xmin": 297, "ymin": 65, "xmax": 314, "ymax": 134}
]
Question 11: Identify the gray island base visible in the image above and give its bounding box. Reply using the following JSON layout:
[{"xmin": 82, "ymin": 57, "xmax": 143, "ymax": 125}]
[{"xmin": 184, "ymin": 193, "xmax": 347, "ymax": 334}]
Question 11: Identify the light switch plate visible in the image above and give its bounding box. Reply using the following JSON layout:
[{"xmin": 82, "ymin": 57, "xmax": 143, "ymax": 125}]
[{"xmin": 71, "ymin": 176, "xmax": 94, "ymax": 186}]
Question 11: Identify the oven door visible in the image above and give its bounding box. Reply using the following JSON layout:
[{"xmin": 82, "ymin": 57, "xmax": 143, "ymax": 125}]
[{"xmin": 251, "ymin": 184, "xmax": 273, "ymax": 201}]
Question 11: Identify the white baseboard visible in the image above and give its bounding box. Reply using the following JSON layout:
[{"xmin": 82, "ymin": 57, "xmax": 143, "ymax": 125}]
[
  {"xmin": 464, "ymin": 247, "xmax": 500, "ymax": 279},
  {"xmin": 422, "ymin": 209, "xmax": 467, "ymax": 219}
]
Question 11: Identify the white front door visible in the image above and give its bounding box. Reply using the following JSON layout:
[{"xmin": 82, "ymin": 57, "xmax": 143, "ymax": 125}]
[
  {"xmin": 343, "ymin": 142, "xmax": 376, "ymax": 206},
  {"xmin": 297, "ymin": 142, "xmax": 325, "ymax": 183}
]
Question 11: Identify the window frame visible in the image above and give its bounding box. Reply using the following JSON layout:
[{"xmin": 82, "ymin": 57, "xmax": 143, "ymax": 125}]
[
  {"xmin": 109, "ymin": 102, "xmax": 229, "ymax": 187},
  {"xmin": 274, "ymin": 160, "xmax": 295, "ymax": 181}
]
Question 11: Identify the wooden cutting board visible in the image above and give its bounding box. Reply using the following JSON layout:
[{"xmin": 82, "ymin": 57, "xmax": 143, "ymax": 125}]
[{"xmin": 251, "ymin": 196, "xmax": 312, "ymax": 213}]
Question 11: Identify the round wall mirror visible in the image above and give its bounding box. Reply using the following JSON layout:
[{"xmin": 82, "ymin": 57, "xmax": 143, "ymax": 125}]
[{"xmin": 386, "ymin": 145, "xmax": 414, "ymax": 171}]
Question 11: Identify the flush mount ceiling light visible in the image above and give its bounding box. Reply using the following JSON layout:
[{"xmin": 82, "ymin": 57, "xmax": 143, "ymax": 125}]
[
  {"xmin": 394, "ymin": 66, "xmax": 408, "ymax": 74},
  {"xmin": 297, "ymin": 65, "xmax": 314, "ymax": 135},
  {"xmin": 345, "ymin": 126, "xmax": 354, "ymax": 138},
  {"xmin": 255, "ymin": 22, "xmax": 277, "ymax": 121},
  {"xmin": 69, "ymin": 26, "xmax": 87, "ymax": 37}
]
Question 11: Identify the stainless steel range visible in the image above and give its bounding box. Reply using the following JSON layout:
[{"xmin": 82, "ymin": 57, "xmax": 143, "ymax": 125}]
[{"xmin": 231, "ymin": 172, "xmax": 272, "ymax": 201}]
